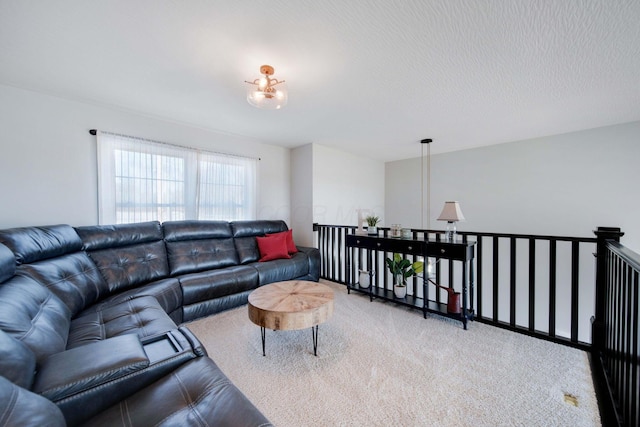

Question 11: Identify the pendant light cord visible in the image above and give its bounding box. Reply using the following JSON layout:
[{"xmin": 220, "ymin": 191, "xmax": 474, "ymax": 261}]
[
  {"xmin": 427, "ymin": 141, "xmax": 431, "ymax": 231},
  {"xmin": 420, "ymin": 139, "xmax": 432, "ymax": 233},
  {"xmin": 421, "ymin": 142, "xmax": 424, "ymax": 230}
]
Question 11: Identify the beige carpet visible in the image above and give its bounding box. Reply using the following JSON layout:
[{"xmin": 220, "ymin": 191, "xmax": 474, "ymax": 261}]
[{"xmin": 186, "ymin": 280, "xmax": 600, "ymax": 427}]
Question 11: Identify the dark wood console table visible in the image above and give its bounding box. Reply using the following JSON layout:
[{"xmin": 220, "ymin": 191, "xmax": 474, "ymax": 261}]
[{"xmin": 345, "ymin": 234, "xmax": 476, "ymax": 329}]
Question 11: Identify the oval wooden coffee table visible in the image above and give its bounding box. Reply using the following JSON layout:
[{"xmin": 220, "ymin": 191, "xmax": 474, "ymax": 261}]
[{"xmin": 248, "ymin": 280, "xmax": 334, "ymax": 356}]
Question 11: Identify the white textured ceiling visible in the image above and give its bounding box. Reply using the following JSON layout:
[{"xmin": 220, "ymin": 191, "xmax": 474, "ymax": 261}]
[{"xmin": 1, "ymin": 1, "xmax": 639, "ymax": 161}]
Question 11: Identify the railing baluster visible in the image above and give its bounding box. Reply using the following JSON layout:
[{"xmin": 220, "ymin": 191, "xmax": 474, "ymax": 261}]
[
  {"xmin": 571, "ymin": 241, "xmax": 579, "ymax": 342},
  {"xmin": 510, "ymin": 236, "xmax": 516, "ymax": 327},
  {"xmin": 631, "ymin": 270, "xmax": 639, "ymax": 427},
  {"xmin": 528, "ymin": 239, "xmax": 536, "ymax": 332},
  {"xmin": 493, "ymin": 236, "xmax": 499, "ymax": 322},
  {"xmin": 549, "ymin": 239, "xmax": 557, "ymax": 338},
  {"xmin": 476, "ymin": 236, "xmax": 483, "ymax": 319},
  {"xmin": 337, "ymin": 228, "xmax": 343, "ymax": 283},
  {"xmin": 624, "ymin": 264, "xmax": 633, "ymax": 424}
]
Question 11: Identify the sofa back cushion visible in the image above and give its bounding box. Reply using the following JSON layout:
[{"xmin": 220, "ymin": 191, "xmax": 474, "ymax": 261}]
[
  {"xmin": 18, "ymin": 253, "xmax": 108, "ymax": 316},
  {"xmin": 76, "ymin": 222, "xmax": 170, "ymax": 293},
  {"xmin": 0, "ymin": 243, "xmax": 16, "ymax": 283},
  {"xmin": 77, "ymin": 221, "xmax": 163, "ymax": 251},
  {"xmin": 0, "ymin": 224, "xmax": 82, "ymax": 265},
  {"xmin": 231, "ymin": 220, "xmax": 289, "ymax": 264},
  {"xmin": 163, "ymin": 221, "xmax": 239, "ymax": 275},
  {"xmin": 0, "ymin": 226, "xmax": 108, "ymax": 316},
  {"xmin": 0, "ymin": 274, "xmax": 70, "ymax": 364}
]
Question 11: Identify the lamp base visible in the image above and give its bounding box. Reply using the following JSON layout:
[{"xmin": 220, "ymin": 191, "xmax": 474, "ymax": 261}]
[{"xmin": 444, "ymin": 222, "xmax": 457, "ymax": 241}]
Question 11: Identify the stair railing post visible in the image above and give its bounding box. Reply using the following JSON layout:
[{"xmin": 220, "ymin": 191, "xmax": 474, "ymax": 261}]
[{"xmin": 592, "ymin": 226, "xmax": 624, "ymax": 352}]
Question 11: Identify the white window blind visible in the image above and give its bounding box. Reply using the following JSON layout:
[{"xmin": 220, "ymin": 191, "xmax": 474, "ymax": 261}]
[{"xmin": 97, "ymin": 131, "xmax": 257, "ymax": 224}]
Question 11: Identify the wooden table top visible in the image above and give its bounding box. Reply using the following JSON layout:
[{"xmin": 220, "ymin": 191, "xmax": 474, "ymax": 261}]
[{"xmin": 248, "ymin": 280, "xmax": 334, "ymax": 331}]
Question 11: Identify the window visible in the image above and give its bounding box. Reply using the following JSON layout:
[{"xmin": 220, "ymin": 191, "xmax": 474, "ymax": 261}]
[{"xmin": 97, "ymin": 132, "xmax": 257, "ymax": 224}]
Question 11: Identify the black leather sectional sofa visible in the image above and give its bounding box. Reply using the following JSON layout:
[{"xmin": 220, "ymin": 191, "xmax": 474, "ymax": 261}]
[{"xmin": 0, "ymin": 219, "xmax": 320, "ymax": 426}]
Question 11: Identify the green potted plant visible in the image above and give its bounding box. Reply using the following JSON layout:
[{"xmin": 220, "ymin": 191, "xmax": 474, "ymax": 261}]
[
  {"xmin": 385, "ymin": 253, "xmax": 424, "ymax": 298},
  {"xmin": 365, "ymin": 215, "xmax": 381, "ymax": 235}
]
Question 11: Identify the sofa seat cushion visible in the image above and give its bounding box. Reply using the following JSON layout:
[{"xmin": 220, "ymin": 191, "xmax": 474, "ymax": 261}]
[
  {"xmin": 182, "ymin": 290, "xmax": 254, "ymax": 322},
  {"xmin": 179, "ymin": 265, "xmax": 259, "ymax": 305},
  {"xmin": 76, "ymin": 277, "xmax": 182, "ymax": 319},
  {"xmin": 81, "ymin": 357, "xmax": 272, "ymax": 427},
  {"xmin": 67, "ymin": 296, "xmax": 176, "ymax": 349},
  {"xmin": 250, "ymin": 251, "xmax": 311, "ymax": 286}
]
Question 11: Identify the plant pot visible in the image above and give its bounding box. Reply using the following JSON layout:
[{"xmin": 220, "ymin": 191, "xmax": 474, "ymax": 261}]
[
  {"xmin": 393, "ymin": 284, "xmax": 407, "ymax": 299},
  {"xmin": 367, "ymin": 226, "xmax": 378, "ymax": 235}
]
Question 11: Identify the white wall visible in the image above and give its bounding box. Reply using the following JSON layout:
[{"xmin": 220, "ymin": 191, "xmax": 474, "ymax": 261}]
[
  {"xmin": 288, "ymin": 143, "xmax": 385, "ymax": 247},
  {"xmin": 386, "ymin": 122, "xmax": 640, "ymax": 341},
  {"xmin": 386, "ymin": 121, "xmax": 640, "ymax": 252},
  {"xmin": 0, "ymin": 84, "xmax": 291, "ymax": 228},
  {"xmin": 290, "ymin": 144, "xmax": 314, "ymax": 246},
  {"xmin": 312, "ymin": 144, "xmax": 385, "ymax": 227}
]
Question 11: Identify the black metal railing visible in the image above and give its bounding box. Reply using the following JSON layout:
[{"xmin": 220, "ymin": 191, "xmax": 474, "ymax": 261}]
[
  {"xmin": 313, "ymin": 223, "xmax": 598, "ymax": 350},
  {"xmin": 592, "ymin": 228, "xmax": 638, "ymax": 427}
]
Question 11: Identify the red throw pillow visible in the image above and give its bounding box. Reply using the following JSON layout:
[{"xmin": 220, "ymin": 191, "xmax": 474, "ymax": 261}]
[
  {"xmin": 266, "ymin": 229, "xmax": 298, "ymax": 254},
  {"xmin": 256, "ymin": 233, "xmax": 291, "ymax": 262}
]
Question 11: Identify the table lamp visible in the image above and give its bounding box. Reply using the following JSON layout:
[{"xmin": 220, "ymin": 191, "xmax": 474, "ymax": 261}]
[{"xmin": 437, "ymin": 201, "xmax": 465, "ymax": 241}]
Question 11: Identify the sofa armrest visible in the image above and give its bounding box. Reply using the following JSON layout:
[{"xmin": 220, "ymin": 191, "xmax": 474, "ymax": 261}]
[
  {"xmin": 34, "ymin": 330, "xmax": 200, "ymax": 426},
  {"xmin": 296, "ymin": 246, "xmax": 320, "ymax": 281},
  {"xmin": 33, "ymin": 334, "xmax": 149, "ymax": 401},
  {"xmin": 178, "ymin": 326, "xmax": 208, "ymax": 357}
]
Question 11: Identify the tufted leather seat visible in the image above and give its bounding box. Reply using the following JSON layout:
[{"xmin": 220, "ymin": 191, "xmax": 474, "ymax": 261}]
[
  {"xmin": 67, "ymin": 296, "xmax": 177, "ymax": 349},
  {"xmin": 83, "ymin": 357, "xmax": 273, "ymax": 427}
]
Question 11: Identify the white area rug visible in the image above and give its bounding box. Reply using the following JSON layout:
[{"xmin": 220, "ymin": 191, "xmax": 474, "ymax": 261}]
[{"xmin": 186, "ymin": 280, "xmax": 600, "ymax": 427}]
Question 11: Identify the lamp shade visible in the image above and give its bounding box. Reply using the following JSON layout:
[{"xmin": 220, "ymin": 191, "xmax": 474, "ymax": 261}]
[{"xmin": 437, "ymin": 201, "xmax": 465, "ymax": 222}]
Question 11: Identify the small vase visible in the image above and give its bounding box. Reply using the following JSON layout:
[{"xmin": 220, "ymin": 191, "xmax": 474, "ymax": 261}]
[
  {"xmin": 358, "ymin": 270, "xmax": 370, "ymax": 288},
  {"xmin": 393, "ymin": 284, "xmax": 407, "ymax": 299},
  {"xmin": 367, "ymin": 226, "xmax": 378, "ymax": 235}
]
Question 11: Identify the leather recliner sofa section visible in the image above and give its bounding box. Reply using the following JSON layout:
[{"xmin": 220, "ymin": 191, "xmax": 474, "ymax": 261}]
[{"xmin": 0, "ymin": 219, "xmax": 319, "ymax": 426}]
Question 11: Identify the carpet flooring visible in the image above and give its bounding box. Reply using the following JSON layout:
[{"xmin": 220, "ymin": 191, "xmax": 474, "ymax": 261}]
[{"xmin": 186, "ymin": 280, "xmax": 600, "ymax": 427}]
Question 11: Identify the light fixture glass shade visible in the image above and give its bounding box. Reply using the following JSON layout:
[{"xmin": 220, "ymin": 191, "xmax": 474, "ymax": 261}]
[
  {"xmin": 437, "ymin": 201, "xmax": 465, "ymax": 222},
  {"xmin": 246, "ymin": 82, "xmax": 288, "ymax": 110},
  {"xmin": 245, "ymin": 64, "xmax": 288, "ymax": 110}
]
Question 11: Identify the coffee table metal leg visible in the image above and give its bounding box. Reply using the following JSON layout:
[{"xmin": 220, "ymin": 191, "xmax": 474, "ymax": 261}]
[
  {"xmin": 311, "ymin": 325, "xmax": 319, "ymax": 356},
  {"xmin": 261, "ymin": 326, "xmax": 266, "ymax": 356}
]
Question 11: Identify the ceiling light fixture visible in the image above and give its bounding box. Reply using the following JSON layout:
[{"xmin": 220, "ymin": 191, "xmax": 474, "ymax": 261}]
[{"xmin": 244, "ymin": 65, "xmax": 288, "ymax": 110}]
